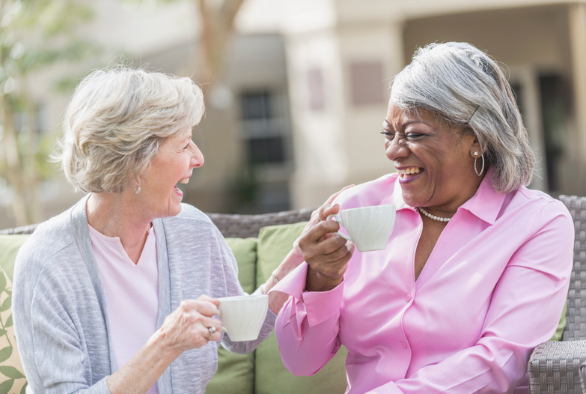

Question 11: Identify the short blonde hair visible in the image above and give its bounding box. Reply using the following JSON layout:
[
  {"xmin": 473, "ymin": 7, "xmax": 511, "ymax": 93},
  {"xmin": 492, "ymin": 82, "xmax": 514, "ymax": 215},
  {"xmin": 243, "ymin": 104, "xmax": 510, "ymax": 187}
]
[{"xmin": 54, "ymin": 66, "xmax": 205, "ymax": 193}]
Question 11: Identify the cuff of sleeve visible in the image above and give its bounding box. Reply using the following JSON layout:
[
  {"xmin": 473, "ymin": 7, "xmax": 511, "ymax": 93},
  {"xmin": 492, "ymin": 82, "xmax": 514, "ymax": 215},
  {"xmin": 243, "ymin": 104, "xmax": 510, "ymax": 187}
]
[
  {"xmin": 270, "ymin": 262, "xmax": 344, "ymax": 327},
  {"xmin": 301, "ymin": 281, "xmax": 344, "ymax": 327},
  {"xmin": 270, "ymin": 262, "xmax": 309, "ymax": 299},
  {"xmin": 95, "ymin": 376, "xmax": 112, "ymax": 394},
  {"xmin": 264, "ymin": 304, "xmax": 277, "ymax": 329}
]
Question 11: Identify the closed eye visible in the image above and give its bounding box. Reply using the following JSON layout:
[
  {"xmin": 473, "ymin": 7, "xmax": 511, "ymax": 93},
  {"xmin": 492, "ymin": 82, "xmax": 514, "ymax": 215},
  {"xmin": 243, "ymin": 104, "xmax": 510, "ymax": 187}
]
[
  {"xmin": 406, "ymin": 133, "xmax": 423, "ymax": 139},
  {"xmin": 380, "ymin": 130, "xmax": 394, "ymax": 138}
]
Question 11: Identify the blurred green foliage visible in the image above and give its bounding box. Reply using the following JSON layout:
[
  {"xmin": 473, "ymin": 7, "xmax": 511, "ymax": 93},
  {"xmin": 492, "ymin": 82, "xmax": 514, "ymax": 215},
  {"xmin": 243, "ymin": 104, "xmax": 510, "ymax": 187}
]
[{"xmin": 0, "ymin": 0, "xmax": 101, "ymax": 226}]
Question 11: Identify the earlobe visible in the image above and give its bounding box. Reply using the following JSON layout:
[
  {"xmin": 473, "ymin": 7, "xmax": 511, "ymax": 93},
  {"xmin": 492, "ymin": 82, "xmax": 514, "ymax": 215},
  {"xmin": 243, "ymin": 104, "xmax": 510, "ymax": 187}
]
[{"xmin": 470, "ymin": 140, "xmax": 481, "ymax": 158}]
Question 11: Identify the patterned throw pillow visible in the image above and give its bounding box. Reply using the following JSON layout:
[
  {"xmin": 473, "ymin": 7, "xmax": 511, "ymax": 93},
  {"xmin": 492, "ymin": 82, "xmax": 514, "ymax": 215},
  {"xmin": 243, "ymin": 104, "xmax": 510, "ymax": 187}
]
[{"xmin": 0, "ymin": 269, "xmax": 27, "ymax": 394}]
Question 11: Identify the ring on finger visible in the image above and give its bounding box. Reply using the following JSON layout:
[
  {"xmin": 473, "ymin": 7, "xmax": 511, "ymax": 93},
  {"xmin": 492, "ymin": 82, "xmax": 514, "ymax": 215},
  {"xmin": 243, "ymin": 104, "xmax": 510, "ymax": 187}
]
[{"xmin": 207, "ymin": 326, "xmax": 217, "ymax": 340}]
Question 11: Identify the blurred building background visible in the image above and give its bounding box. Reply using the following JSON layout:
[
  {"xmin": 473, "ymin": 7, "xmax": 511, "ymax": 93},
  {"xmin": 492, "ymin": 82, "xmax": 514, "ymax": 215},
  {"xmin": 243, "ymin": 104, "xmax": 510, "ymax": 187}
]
[{"xmin": 1, "ymin": 0, "xmax": 586, "ymax": 229}]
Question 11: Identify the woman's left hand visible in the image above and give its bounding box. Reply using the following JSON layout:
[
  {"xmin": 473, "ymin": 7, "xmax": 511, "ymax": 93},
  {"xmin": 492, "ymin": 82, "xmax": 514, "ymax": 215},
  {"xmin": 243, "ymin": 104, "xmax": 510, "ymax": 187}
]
[
  {"xmin": 264, "ymin": 185, "xmax": 355, "ymax": 313},
  {"xmin": 107, "ymin": 295, "xmax": 222, "ymax": 394},
  {"xmin": 156, "ymin": 295, "xmax": 222, "ymax": 355},
  {"xmin": 291, "ymin": 185, "xmax": 355, "ymax": 264}
]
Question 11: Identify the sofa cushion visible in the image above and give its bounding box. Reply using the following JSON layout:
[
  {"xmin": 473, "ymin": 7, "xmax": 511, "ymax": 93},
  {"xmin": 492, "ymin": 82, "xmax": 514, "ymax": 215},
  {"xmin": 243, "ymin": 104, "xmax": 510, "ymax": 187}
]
[
  {"xmin": 255, "ymin": 222, "xmax": 349, "ymax": 394},
  {"xmin": 551, "ymin": 301, "xmax": 567, "ymax": 341},
  {"xmin": 205, "ymin": 237, "xmax": 257, "ymax": 394},
  {"xmin": 223, "ymin": 237, "xmax": 258, "ymax": 295}
]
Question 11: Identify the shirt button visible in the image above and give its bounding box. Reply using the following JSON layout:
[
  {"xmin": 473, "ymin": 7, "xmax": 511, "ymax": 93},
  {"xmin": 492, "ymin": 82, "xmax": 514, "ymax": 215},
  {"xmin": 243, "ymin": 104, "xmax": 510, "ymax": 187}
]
[
  {"xmin": 401, "ymin": 342, "xmax": 408, "ymax": 349},
  {"xmin": 405, "ymin": 294, "xmax": 412, "ymax": 302}
]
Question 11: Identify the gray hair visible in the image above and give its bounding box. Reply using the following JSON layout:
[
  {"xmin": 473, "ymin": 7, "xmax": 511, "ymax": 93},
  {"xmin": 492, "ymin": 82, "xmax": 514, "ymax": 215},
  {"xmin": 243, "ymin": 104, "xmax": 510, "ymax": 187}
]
[
  {"xmin": 391, "ymin": 42, "xmax": 535, "ymax": 193},
  {"xmin": 54, "ymin": 66, "xmax": 205, "ymax": 193}
]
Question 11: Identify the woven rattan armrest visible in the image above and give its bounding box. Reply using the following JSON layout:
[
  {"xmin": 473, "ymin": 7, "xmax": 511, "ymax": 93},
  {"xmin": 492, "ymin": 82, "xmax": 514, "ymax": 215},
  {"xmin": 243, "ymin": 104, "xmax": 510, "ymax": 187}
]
[
  {"xmin": 581, "ymin": 362, "xmax": 586, "ymax": 394},
  {"xmin": 0, "ymin": 208, "xmax": 315, "ymax": 238},
  {"xmin": 0, "ymin": 224, "xmax": 39, "ymax": 235},
  {"xmin": 207, "ymin": 208, "xmax": 313, "ymax": 238},
  {"xmin": 529, "ymin": 340, "xmax": 586, "ymax": 394}
]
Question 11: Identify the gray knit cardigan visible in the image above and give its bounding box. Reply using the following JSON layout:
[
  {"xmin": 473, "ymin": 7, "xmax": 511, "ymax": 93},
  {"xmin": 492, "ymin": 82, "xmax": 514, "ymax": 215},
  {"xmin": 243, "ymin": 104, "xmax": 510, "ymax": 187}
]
[{"xmin": 12, "ymin": 196, "xmax": 276, "ymax": 393}]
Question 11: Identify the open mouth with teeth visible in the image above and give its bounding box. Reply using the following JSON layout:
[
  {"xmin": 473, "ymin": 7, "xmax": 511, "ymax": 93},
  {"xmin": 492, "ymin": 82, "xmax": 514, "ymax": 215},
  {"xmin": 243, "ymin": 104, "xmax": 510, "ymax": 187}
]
[
  {"xmin": 397, "ymin": 167, "xmax": 423, "ymax": 182},
  {"xmin": 174, "ymin": 178, "xmax": 190, "ymax": 196}
]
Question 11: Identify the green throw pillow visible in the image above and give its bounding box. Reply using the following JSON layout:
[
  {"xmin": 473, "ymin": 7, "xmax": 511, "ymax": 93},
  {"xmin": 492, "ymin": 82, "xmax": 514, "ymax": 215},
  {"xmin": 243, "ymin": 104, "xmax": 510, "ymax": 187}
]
[
  {"xmin": 254, "ymin": 222, "xmax": 349, "ymax": 394},
  {"xmin": 223, "ymin": 237, "xmax": 258, "ymax": 295},
  {"xmin": 205, "ymin": 237, "xmax": 258, "ymax": 394},
  {"xmin": 550, "ymin": 301, "xmax": 567, "ymax": 341}
]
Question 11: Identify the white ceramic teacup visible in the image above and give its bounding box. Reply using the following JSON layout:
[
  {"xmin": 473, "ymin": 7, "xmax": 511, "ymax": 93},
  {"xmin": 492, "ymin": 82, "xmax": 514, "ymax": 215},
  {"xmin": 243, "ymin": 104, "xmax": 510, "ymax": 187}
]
[
  {"xmin": 217, "ymin": 294, "xmax": 268, "ymax": 341},
  {"xmin": 328, "ymin": 205, "xmax": 396, "ymax": 252}
]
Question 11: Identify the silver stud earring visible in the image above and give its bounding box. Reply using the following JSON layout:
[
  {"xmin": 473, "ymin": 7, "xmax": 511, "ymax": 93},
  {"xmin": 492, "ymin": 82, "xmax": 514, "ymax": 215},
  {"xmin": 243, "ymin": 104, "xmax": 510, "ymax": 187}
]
[{"xmin": 134, "ymin": 185, "xmax": 141, "ymax": 195}]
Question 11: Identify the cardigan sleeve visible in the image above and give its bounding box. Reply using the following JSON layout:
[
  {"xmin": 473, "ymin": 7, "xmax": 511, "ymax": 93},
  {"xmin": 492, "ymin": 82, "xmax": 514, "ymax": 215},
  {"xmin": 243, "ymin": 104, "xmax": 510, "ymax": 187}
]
[
  {"xmin": 14, "ymin": 260, "xmax": 111, "ymax": 394},
  {"xmin": 273, "ymin": 263, "xmax": 345, "ymax": 376}
]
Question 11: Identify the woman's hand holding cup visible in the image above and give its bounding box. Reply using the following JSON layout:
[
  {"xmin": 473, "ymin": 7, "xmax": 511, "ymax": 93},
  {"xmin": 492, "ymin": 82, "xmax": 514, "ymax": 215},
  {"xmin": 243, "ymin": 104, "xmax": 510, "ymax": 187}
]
[
  {"xmin": 155, "ymin": 295, "xmax": 222, "ymax": 358},
  {"xmin": 263, "ymin": 185, "xmax": 355, "ymax": 312},
  {"xmin": 299, "ymin": 203, "xmax": 355, "ymax": 292},
  {"xmin": 273, "ymin": 185, "xmax": 356, "ymax": 282}
]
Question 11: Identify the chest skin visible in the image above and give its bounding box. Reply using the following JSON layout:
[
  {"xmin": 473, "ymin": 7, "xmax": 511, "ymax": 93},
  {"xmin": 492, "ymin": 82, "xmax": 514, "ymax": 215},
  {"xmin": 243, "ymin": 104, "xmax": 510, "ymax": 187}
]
[{"xmin": 414, "ymin": 217, "xmax": 448, "ymax": 280}]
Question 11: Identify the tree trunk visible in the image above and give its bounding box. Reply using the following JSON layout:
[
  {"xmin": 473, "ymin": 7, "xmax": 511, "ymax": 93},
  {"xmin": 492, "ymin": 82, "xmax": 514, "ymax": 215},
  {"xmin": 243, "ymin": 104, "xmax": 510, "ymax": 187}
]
[
  {"xmin": 0, "ymin": 94, "xmax": 30, "ymax": 226},
  {"xmin": 195, "ymin": 0, "xmax": 246, "ymax": 98}
]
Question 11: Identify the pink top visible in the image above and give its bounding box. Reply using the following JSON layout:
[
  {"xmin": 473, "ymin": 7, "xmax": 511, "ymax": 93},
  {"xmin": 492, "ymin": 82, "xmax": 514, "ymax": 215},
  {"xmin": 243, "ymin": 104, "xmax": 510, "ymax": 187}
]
[
  {"xmin": 88, "ymin": 224, "xmax": 160, "ymax": 394},
  {"xmin": 274, "ymin": 171, "xmax": 574, "ymax": 394}
]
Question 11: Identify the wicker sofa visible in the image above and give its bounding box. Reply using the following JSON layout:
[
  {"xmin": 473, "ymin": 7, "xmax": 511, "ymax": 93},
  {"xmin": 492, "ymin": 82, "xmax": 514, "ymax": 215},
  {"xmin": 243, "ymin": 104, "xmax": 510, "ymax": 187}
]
[
  {"xmin": 0, "ymin": 207, "xmax": 350, "ymax": 394},
  {"xmin": 1, "ymin": 195, "xmax": 585, "ymax": 393},
  {"xmin": 526, "ymin": 195, "xmax": 586, "ymax": 394}
]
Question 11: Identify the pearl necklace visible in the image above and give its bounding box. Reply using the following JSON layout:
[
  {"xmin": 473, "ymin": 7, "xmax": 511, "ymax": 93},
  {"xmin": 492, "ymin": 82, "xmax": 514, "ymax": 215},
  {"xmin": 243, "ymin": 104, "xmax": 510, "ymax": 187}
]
[{"xmin": 418, "ymin": 207, "xmax": 452, "ymax": 223}]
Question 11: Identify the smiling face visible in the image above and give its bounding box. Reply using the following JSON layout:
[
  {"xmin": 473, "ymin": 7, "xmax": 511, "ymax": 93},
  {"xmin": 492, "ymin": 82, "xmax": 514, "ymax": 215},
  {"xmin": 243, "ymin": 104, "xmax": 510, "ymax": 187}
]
[
  {"xmin": 383, "ymin": 101, "xmax": 483, "ymax": 216},
  {"xmin": 137, "ymin": 127, "xmax": 204, "ymax": 218}
]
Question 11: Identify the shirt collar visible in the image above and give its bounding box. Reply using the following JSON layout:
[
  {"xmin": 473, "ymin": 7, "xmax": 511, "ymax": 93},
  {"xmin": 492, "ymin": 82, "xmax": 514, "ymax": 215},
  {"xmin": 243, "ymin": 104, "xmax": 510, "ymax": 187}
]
[
  {"xmin": 459, "ymin": 167, "xmax": 506, "ymax": 225},
  {"xmin": 383, "ymin": 168, "xmax": 506, "ymax": 225},
  {"xmin": 381, "ymin": 173, "xmax": 415, "ymax": 212}
]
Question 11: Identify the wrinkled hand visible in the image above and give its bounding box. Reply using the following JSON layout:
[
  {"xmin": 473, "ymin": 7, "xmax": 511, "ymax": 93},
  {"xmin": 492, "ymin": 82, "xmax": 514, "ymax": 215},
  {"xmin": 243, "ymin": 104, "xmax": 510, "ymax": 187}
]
[
  {"xmin": 265, "ymin": 185, "xmax": 355, "ymax": 311},
  {"xmin": 157, "ymin": 295, "xmax": 222, "ymax": 355},
  {"xmin": 290, "ymin": 185, "xmax": 355, "ymax": 265},
  {"xmin": 298, "ymin": 203, "xmax": 355, "ymax": 292}
]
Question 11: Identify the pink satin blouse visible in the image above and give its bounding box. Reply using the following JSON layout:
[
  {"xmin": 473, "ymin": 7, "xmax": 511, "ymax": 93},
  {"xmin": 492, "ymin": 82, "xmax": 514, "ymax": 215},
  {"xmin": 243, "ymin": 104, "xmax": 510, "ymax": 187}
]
[{"xmin": 274, "ymin": 171, "xmax": 573, "ymax": 393}]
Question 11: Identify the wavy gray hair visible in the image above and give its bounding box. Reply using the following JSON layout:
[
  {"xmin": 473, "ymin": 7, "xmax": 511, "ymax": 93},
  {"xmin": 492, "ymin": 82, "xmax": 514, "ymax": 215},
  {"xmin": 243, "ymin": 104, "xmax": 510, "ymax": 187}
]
[
  {"xmin": 391, "ymin": 42, "xmax": 535, "ymax": 193},
  {"xmin": 54, "ymin": 66, "xmax": 205, "ymax": 193}
]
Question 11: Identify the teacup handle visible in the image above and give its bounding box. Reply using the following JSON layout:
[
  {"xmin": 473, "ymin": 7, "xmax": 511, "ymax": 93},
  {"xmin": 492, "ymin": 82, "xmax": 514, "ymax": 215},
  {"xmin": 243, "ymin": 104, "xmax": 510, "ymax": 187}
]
[
  {"xmin": 216, "ymin": 309, "xmax": 228, "ymax": 334},
  {"xmin": 326, "ymin": 214, "xmax": 351, "ymax": 241}
]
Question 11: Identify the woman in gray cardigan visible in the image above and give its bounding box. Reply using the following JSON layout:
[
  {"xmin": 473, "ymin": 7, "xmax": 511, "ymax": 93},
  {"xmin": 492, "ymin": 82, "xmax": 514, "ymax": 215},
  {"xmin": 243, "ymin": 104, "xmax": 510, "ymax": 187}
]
[{"xmin": 12, "ymin": 67, "xmax": 299, "ymax": 394}]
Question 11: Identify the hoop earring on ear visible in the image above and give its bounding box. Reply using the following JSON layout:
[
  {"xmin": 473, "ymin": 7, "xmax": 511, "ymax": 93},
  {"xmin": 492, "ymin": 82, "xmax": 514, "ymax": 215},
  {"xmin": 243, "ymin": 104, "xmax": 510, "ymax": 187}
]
[
  {"xmin": 473, "ymin": 153, "xmax": 485, "ymax": 176},
  {"xmin": 134, "ymin": 185, "xmax": 141, "ymax": 195}
]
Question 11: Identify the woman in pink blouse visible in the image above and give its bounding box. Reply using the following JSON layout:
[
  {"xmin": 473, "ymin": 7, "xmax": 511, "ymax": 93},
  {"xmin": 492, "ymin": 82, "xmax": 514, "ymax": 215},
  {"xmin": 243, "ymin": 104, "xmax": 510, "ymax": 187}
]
[{"xmin": 273, "ymin": 42, "xmax": 574, "ymax": 393}]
